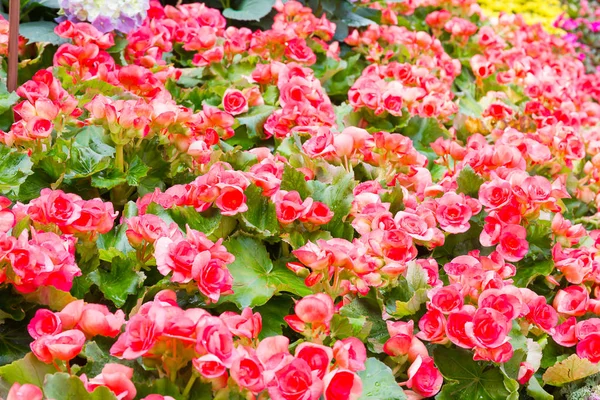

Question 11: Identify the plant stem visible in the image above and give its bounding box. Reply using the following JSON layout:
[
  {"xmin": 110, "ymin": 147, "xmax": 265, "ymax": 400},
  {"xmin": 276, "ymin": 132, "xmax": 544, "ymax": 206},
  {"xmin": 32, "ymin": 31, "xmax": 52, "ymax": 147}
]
[
  {"xmin": 115, "ymin": 144, "xmax": 124, "ymax": 172},
  {"xmin": 332, "ymin": 267, "xmax": 340, "ymax": 296},
  {"xmin": 182, "ymin": 374, "xmax": 197, "ymax": 398},
  {"xmin": 282, "ymin": 242, "xmax": 290, "ymax": 257}
]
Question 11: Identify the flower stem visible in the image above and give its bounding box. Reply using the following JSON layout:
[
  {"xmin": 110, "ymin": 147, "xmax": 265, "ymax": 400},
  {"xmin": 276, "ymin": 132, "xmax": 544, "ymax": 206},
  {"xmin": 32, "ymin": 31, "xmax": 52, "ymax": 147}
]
[
  {"xmin": 182, "ymin": 373, "xmax": 197, "ymax": 398},
  {"xmin": 282, "ymin": 242, "xmax": 290, "ymax": 257},
  {"xmin": 115, "ymin": 144, "xmax": 124, "ymax": 172}
]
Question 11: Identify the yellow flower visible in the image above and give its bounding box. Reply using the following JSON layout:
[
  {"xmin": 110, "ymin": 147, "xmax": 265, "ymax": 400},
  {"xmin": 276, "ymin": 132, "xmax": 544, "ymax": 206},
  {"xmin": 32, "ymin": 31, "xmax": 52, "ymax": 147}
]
[{"xmin": 479, "ymin": 0, "xmax": 564, "ymax": 34}]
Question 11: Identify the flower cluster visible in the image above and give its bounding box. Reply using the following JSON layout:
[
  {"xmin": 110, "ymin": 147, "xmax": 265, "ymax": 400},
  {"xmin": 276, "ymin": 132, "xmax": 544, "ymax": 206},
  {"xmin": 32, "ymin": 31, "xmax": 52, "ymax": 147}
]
[
  {"xmin": 262, "ymin": 62, "xmax": 336, "ymax": 139},
  {"xmin": 0, "ymin": 229, "xmax": 80, "ymax": 294},
  {"xmin": 136, "ymin": 162, "xmax": 249, "ymax": 216},
  {"xmin": 29, "ymin": 300, "xmax": 125, "ymax": 364},
  {"xmin": 59, "ymin": 0, "xmax": 150, "ymax": 33},
  {"xmin": 110, "ymin": 290, "xmax": 366, "ymax": 400},
  {"xmin": 2, "ymin": 69, "xmax": 80, "ymax": 147},
  {"xmin": 13, "ymin": 189, "xmax": 118, "ymax": 237},
  {"xmin": 152, "ymin": 226, "xmax": 234, "ymax": 303}
]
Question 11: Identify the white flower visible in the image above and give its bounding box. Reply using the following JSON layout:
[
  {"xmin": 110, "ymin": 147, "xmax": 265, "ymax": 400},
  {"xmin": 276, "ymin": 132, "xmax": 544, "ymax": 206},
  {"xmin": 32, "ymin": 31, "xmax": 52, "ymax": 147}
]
[{"xmin": 60, "ymin": 0, "xmax": 149, "ymax": 32}]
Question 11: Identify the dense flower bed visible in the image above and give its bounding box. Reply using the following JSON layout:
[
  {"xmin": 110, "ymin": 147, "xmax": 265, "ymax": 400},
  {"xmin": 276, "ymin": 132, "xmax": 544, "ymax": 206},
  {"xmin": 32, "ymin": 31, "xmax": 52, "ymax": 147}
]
[{"xmin": 2, "ymin": 0, "xmax": 600, "ymax": 399}]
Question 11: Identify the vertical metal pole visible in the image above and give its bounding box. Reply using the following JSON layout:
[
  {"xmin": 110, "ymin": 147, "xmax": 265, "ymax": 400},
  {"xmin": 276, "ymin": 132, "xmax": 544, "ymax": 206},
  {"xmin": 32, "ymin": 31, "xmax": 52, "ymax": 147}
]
[{"xmin": 7, "ymin": 0, "xmax": 20, "ymax": 92}]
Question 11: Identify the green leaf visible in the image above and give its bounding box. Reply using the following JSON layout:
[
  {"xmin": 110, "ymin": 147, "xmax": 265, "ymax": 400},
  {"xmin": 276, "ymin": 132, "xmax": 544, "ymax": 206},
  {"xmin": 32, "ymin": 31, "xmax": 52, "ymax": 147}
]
[
  {"xmin": 223, "ymin": 235, "xmax": 310, "ymax": 308},
  {"xmin": 22, "ymin": 287, "xmax": 77, "ymax": 311},
  {"xmin": 358, "ymin": 358, "xmax": 407, "ymax": 400},
  {"xmin": 88, "ymin": 256, "xmax": 144, "ymax": 307},
  {"xmin": 330, "ymin": 313, "xmax": 372, "ymax": 341},
  {"xmin": 254, "ymin": 296, "xmax": 294, "ymax": 339},
  {"xmin": 513, "ymin": 260, "xmax": 554, "ymax": 288},
  {"xmin": 0, "ymin": 145, "xmax": 33, "ymax": 194},
  {"xmin": 172, "ymin": 206, "xmax": 223, "ymax": 236},
  {"xmin": 386, "ymin": 287, "xmax": 428, "ymax": 318},
  {"xmin": 0, "ymin": 90, "xmax": 19, "ymax": 114},
  {"xmin": 340, "ymin": 295, "xmax": 388, "ymax": 353},
  {"xmin": 502, "ymin": 349, "xmax": 526, "ymax": 381},
  {"xmin": 107, "ymin": 37, "xmax": 128, "ymax": 53},
  {"xmin": 222, "ymin": 0, "xmax": 276, "ymax": 21},
  {"xmin": 240, "ymin": 184, "xmax": 280, "ymax": 238},
  {"xmin": 0, "ymin": 287, "xmax": 28, "ymax": 321},
  {"xmin": 146, "ymin": 202, "xmax": 178, "ymax": 228},
  {"xmin": 208, "ymin": 216, "xmax": 238, "ymax": 241},
  {"xmin": 263, "ymin": 85, "xmax": 279, "ymax": 106},
  {"xmin": 91, "ymin": 168, "xmax": 127, "ymax": 190},
  {"xmin": 540, "ymin": 338, "xmax": 569, "ymax": 369},
  {"xmin": 456, "ymin": 165, "xmax": 485, "ymax": 197},
  {"xmin": 78, "ymin": 340, "xmax": 131, "ymax": 378},
  {"xmin": 542, "ymin": 354, "xmax": 600, "ymax": 386},
  {"xmin": 381, "ymin": 181, "xmax": 404, "ymax": 214},
  {"xmin": 44, "ymin": 373, "xmax": 118, "ymax": 400},
  {"xmin": 19, "ymin": 22, "xmax": 66, "ymax": 46},
  {"xmin": 97, "ymin": 202, "xmax": 137, "ymax": 261},
  {"xmin": 434, "ymin": 346, "xmax": 517, "ymax": 400},
  {"xmin": 28, "ymin": 0, "xmax": 60, "ymax": 8},
  {"xmin": 66, "ymin": 126, "xmax": 115, "ymax": 179},
  {"xmin": 433, "ymin": 224, "xmax": 484, "ymax": 260},
  {"xmin": 340, "ymin": 2, "xmax": 376, "ymax": 27},
  {"xmin": 282, "ymin": 229, "xmax": 332, "ymax": 250},
  {"xmin": 14, "ymin": 170, "xmax": 52, "ymax": 202},
  {"xmin": 138, "ymin": 176, "xmax": 166, "ymax": 196},
  {"xmin": 227, "ymin": 126, "xmax": 262, "ymax": 150},
  {"xmin": 453, "ymin": 70, "xmax": 484, "ymax": 118},
  {"xmin": 126, "ymin": 156, "xmax": 150, "ymax": 187},
  {"xmin": 18, "ymin": 44, "xmax": 55, "ymax": 86},
  {"xmin": 77, "ymin": 79, "xmax": 124, "ymax": 101},
  {"xmin": 146, "ymin": 203, "xmax": 224, "ymax": 238},
  {"xmin": 0, "ymin": 320, "xmax": 32, "ymax": 365},
  {"xmin": 334, "ymin": 102, "xmax": 361, "ymax": 130},
  {"xmin": 234, "ymin": 105, "xmax": 275, "ymax": 137},
  {"xmin": 401, "ymin": 117, "xmax": 448, "ymax": 164},
  {"xmin": 0, "ymin": 353, "xmax": 55, "ymax": 387},
  {"xmin": 527, "ymin": 377, "xmax": 553, "ymax": 400},
  {"xmin": 79, "ymin": 341, "xmax": 116, "ymax": 378},
  {"xmin": 280, "ymin": 164, "xmax": 312, "ymax": 199},
  {"xmin": 313, "ymin": 57, "xmax": 348, "ymax": 84},
  {"xmin": 526, "ymin": 220, "xmax": 553, "ymax": 258},
  {"xmin": 384, "ymin": 262, "xmax": 430, "ymax": 317},
  {"xmin": 77, "ymin": 338, "xmax": 156, "ymax": 386},
  {"xmin": 309, "ymin": 166, "xmax": 355, "ymax": 239}
]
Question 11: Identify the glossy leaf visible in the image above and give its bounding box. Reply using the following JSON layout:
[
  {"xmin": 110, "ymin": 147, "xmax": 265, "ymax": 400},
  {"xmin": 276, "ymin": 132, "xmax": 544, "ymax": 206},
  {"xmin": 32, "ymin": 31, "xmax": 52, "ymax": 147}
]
[
  {"xmin": 223, "ymin": 0, "xmax": 276, "ymax": 21},
  {"xmin": 358, "ymin": 358, "xmax": 407, "ymax": 400},
  {"xmin": 234, "ymin": 105, "xmax": 275, "ymax": 137},
  {"xmin": 0, "ymin": 145, "xmax": 33, "ymax": 195},
  {"xmin": 240, "ymin": 184, "xmax": 280, "ymax": 238},
  {"xmin": 223, "ymin": 235, "xmax": 310, "ymax": 308},
  {"xmin": 89, "ymin": 256, "xmax": 145, "ymax": 307},
  {"xmin": 43, "ymin": 373, "xmax": 118, "ymax": 400},
  {"xmin": 280, "ymin": 164, "xmax": 312, "ymax": 199},
  {"xmin": 0, "ymin": 353, "xmax": 55, "ymax": 387},
  {"xmin": 456, "ymin": 165, "xmax": 485, "ymax": 197},
  {"xmin": 434, "ymin": 346, "xmax": 517, "ymax": 400},
  {"xmin": 309, "ymin": 166, "xmax": 355, "ymax": 239},
  {"xmin": 19, "ymin": 22, "xmax": 66, "ymax": 46},
  {"xmin": 66, "ymin": 126, "xmax": 115, "ymax": 179}
]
